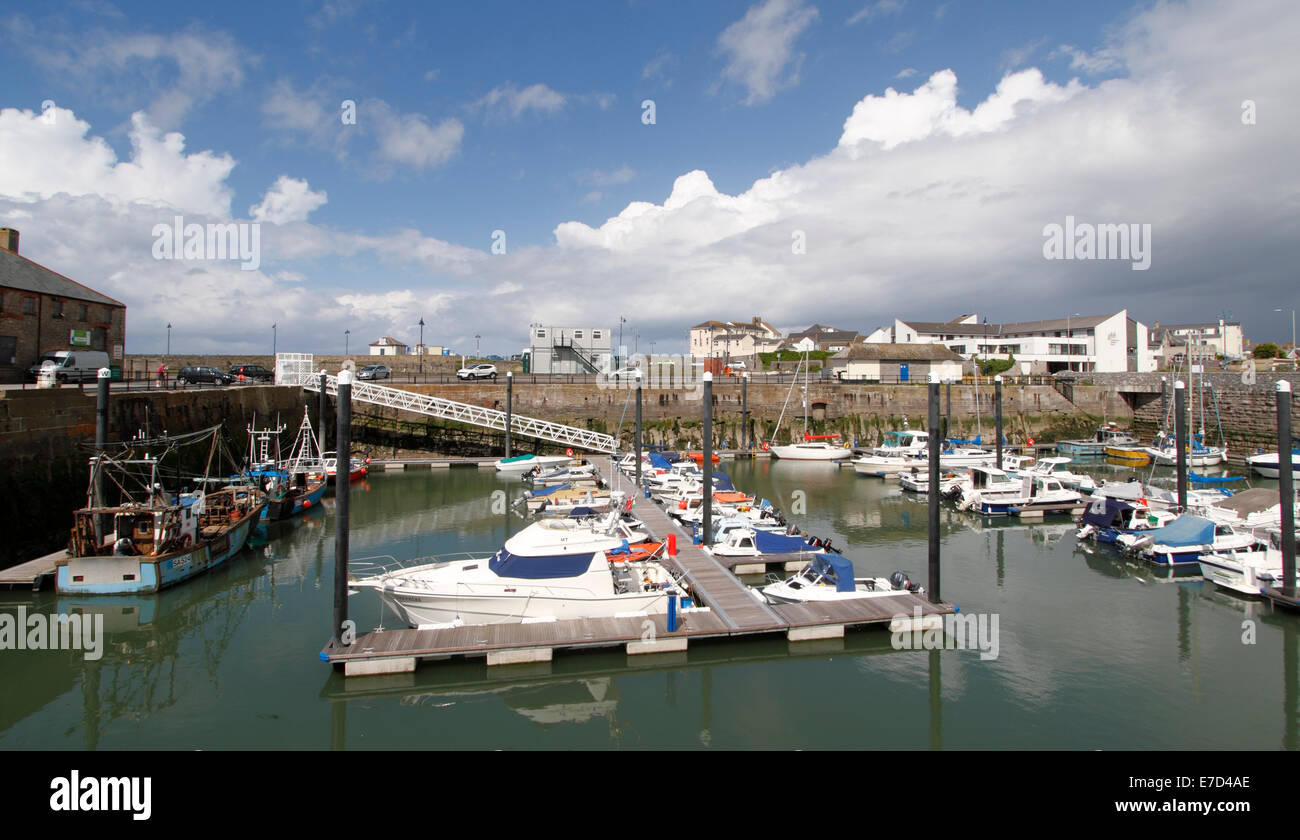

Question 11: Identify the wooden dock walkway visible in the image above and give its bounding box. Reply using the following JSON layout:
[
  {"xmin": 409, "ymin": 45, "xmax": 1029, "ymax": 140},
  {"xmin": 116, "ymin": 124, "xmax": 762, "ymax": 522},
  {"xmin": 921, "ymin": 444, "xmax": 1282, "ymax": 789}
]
[
  {"xmin": 0, "ymin": 549, "xmax": 62, "ymax": 591},
  {"xmin": 322, "ymin": 457, "xmax": 955, "ymax": 675}
]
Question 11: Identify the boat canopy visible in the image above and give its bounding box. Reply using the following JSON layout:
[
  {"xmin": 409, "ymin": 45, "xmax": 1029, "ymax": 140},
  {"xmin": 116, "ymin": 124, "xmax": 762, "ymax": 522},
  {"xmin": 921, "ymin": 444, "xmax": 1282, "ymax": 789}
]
[
  {"xmin": 711, "ymin": 473, "xmax": 735, "ymax": 491},
  {"xmin": 1149, "ymin": 515, "xmax": 1216, "ymax": 548},
  {"xmin": 526, "ymin": 483, "xmax": 571, "ymax": 498},
  {"xmin": 1081, "ymin": 497, "xmax": 1134, "ymax": 528},
  {"xmin": 809, "ymin": 554, "xmax": 856, "ymax": 592},
  {"xmin": 500, "ymin": 454, "xmax": 536, "ymax": 464},
  {"xmin": 753, "ymin": 529, "xmax": 818, "ymax": 554},
  {"xmin": 648, "ymin": 453, "xmax": 674, "ymax": 470},
  {"xmin": 488, "ymin": 549, "xmax": 594, "ymax": 579}
]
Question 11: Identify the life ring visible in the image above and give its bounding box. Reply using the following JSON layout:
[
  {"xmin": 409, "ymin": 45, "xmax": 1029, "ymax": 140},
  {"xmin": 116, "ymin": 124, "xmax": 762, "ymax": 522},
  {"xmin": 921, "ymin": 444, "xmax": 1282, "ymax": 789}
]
[
  {"xmin": 1027, "ymin": 436, "xmax": 1035, "ymax": 447},
  {"xmin": 624, "ymin": 497, "xmax": 634, "ymax": 513},
  {"xmin": 566, "ymin": 448, "xmax": 574, "ymax": 458},
  {"xmin": 761, "ymin": 441, "xmax": 770, "ymax": 451},
  {"xmin": 180, "ymin": 534, "xmax": 192, "ymax": 549}
]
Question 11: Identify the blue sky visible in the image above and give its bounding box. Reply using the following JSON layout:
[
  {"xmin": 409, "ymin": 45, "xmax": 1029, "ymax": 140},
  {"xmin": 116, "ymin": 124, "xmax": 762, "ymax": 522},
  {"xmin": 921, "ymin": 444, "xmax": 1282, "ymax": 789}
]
[{"xmin": 1, "ymin": 0, "xmax": 1296, "ymax": 356}]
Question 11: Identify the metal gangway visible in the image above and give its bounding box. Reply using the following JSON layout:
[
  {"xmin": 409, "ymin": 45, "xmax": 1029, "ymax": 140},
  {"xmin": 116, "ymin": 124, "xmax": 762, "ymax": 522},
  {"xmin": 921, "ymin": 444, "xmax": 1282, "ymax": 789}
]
[{"xmin": 279, "ymin": 354, "xmax": 615, "ymax": 453}]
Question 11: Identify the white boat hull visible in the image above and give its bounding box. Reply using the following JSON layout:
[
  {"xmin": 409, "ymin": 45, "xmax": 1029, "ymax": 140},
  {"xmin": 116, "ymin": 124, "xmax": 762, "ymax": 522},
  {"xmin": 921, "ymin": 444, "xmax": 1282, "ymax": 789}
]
[
  {"xmin": 378, "ymin": 586, "xmax": 672, "ymax": 627},
  {"xmin": 770, "ymin": 444, "xmax": 851, "ymax": 461}
]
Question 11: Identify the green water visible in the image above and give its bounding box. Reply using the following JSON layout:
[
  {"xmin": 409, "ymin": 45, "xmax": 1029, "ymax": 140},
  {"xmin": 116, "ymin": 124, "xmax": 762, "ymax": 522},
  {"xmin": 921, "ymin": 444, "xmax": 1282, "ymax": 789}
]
[{"xmin": 1, "ymin": 460, "xmax": 1296, "ymax": 750}]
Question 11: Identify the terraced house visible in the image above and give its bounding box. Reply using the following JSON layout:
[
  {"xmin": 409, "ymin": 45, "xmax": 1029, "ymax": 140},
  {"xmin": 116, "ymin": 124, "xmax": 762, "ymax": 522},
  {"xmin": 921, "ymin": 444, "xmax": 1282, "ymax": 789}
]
[{"xmin": 0, "ymin": 228, "xmax": 126, "ymax": 383}]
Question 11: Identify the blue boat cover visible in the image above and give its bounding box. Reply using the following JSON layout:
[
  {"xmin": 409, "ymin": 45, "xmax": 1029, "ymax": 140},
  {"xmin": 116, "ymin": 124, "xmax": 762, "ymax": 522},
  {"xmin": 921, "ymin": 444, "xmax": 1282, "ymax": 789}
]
[
  {"xmin": 565, "ymin": 507, "xmax": 597, "ymax": 517},
  {"xmin": 753, "ymin": 529, "xmax": 818, "ymax": 554},
  {"xmin": 1081, "ymin": 497, "xmax": 1134, "ymax": 528},
  {"xmin": 1150, "ymin": 515, "xmax": 1215, "ymax": 548},
  {"xmin": 648, "ymin": 453, "xmax": 673, "ymax": 470},
  {"xmin": 489, "ymin": 549, "xmax": 593, "ymax": 579},
  {"xmin": 1189, "ymin": 472, "xmax": 1242, "ymax": 484},
  {"xmin": 526, "ymin": 483, "xmax": 570, "ymax": 498},
  {"xmin": 810, "ymin": 554, "xmax": 856, "ymax": 593},
  {"xmin": 711, "ymin": 473, "xmax": 735, "ymax": 491}
]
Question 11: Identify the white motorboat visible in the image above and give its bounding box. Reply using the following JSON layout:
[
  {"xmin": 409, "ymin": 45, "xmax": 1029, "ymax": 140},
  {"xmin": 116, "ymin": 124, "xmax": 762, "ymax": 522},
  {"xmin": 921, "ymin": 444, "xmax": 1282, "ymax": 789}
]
[
  {"xmin": 898, "ymin": 467, "xmax": 967, "ymax": 494},
  {"xmin": 522, "ymin": 484, "xmax": 617, "ymax": 515},
  {"xmin": 1246, "ymin": 449, "xmax": 1300, "ymax": 479},
  {"xmin": 1144, "ymin": 432, "xmax": 1227, "ymax": 467},
  {"xmin": 708, "ymin": 526, "xmax": 835, "ymax": 559},
  {"xmin": 950, "ymin": 466, "xmax": 1024, "ymax": 514},
  {"xmin": 1117, "ymin": 515, "xmax": 1255, "ymax": 565},
  {"xmin": 1198, "ymin": 531, "xmax": 1292, "ymax": 597},
  {"xmin": 1021, "ymin": 457, "xmax": 1097, "ymax": 493},
  {"xmin": 495, "ymin": 453, "xmax": 574, "ymax": 473},
  {"xmin": 1004, "ymin": 476, "xmax": 1085, "ymax": 518},
  {"xmin": 350, "ymin": 512, "xmax": 683, "ymax": 626},
  {"xmin": 850, "ymin": 430, "xmax": 930, "ymax": 476},
  {"xmin": 758, "ymin": 556, "xmax": 924, "ymax": 604}
]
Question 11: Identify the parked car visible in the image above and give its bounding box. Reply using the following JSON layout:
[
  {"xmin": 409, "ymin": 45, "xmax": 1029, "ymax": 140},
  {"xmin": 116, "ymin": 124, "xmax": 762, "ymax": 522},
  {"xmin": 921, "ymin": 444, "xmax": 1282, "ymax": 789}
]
[
  {"xmin": 357, "ymin": 364, "xmax": 391, "ymax": 381},
  {"xmin": 177, "ymin": 365, "xmax": 234, "ymax": 386},
  {"xmin": 27, "ymin": 350, "xmax": 112, "ymax": 383},
  {"xmin": 607, "ymin": 366, "xmax": 640, "ymax": 381},
  {"xmin": 228, "ymin": 364, "xmax": 274, "ymax": 383},
  {"xmin": 485, "ymin": 354, "xmax": 504, "ymax": 361},
  {"xmin": 457, "ymin": 363, "xmax": 498, "ymax": 380}
]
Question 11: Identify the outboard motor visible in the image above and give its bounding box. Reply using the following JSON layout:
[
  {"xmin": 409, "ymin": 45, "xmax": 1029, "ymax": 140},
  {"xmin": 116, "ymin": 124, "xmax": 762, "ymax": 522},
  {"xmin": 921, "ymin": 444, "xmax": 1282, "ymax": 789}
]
[{"xmin": 889, "ymin": 570, "xmax": 912, "ymax": 591}]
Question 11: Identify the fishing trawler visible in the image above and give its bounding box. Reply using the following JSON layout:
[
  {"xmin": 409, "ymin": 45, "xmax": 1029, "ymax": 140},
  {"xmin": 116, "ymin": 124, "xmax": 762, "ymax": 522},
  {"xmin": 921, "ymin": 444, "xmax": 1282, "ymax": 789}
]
[{"xmin": 55, "ymin": 427, "xmax": 266, "ymax": 595}]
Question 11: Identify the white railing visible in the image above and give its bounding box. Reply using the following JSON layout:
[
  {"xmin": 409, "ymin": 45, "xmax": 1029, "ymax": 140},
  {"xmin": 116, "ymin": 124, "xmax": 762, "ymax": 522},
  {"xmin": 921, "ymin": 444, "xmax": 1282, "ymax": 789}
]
[{"xmin": 298, "ymin": 371, "xmax": 616, "ymax": 453}]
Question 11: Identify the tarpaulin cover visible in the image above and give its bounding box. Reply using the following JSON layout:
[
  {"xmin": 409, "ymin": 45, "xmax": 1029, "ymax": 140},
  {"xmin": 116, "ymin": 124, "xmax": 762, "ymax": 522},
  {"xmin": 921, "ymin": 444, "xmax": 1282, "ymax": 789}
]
[
  {"xmin": 1150, "ymin": 515, "xmax": 1216, "ymax": 548},
  {"xmin": 810, "ymin": 554, "xmax": 856, "ymax": 592},
  {"xmin": 753, "ymin": 529, "xmax": 818, "ymax": 554},
  {"xmin": 489, "ymin": 549, "xmax": 593, "ymax": 579}
]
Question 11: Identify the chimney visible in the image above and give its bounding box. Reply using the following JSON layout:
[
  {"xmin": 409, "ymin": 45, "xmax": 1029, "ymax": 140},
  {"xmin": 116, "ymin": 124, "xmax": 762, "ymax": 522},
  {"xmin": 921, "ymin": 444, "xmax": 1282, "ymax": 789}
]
[{"xmin": 0, "ymin": 228, "xmax": 17, "ymax": 254}]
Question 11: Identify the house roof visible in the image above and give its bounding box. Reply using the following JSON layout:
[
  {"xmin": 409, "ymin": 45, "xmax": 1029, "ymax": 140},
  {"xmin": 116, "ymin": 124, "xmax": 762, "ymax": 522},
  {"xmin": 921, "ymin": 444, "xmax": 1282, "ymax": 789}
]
[
  {"xmin": 833, "ymin": 343, "xmax": 964, "ymax": 362},
  {"xmin": 898, "ymin": 313, "xmax": 1115, "ymax": 336},
  {"xmin": 0, "ymin": 247, "xmax": 125, "ymax": 307},
  {"xmin": 788, "ymin": 324, "xmax": 859, "ymax": 343},
  {"xmin": 369, "ymin": 336, "xmax": 407, "ymax": 346}
]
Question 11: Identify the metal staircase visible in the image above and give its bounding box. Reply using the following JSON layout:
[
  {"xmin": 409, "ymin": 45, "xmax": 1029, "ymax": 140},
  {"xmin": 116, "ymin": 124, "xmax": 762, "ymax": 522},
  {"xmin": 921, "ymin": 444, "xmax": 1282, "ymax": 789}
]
[
  {"xmin": 294, "ymin": 369, "xmax": 615, "ymax": 453},
  {"xmin": 552, "ymin": 337, "xmax": 602, "ymax": 374}
]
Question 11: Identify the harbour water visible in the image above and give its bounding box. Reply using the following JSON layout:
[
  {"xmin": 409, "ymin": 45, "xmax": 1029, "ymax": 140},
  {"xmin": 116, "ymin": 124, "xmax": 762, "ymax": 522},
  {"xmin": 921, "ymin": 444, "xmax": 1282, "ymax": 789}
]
[{"xmin": 1, "ymin": 460, "xmax": 1296, "ymax": 750}]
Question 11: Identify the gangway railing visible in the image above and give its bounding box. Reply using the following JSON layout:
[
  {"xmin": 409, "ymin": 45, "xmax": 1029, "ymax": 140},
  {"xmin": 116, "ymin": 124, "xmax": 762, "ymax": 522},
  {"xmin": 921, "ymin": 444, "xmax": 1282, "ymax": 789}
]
[{"xmin": 297, "ymin": 371, "xmax": 616, "ymax": 453}]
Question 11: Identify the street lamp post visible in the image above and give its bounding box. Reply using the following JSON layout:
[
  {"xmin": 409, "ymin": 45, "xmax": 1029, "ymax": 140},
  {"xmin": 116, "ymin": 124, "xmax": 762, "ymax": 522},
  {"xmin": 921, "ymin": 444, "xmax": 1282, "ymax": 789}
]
[
  {"xmin": 166, "ymin": 322, "xmax": 171, "ymax": 356},
  {"xmin": 475, "ymin": 334, "xmax": 481, "ymax": 358},
  {"xmin": 344, "ymin": 329, "xmax": 350, "ymax": 356},
  {"xmin": 619, "ymin": 316, "xmax": 626, "ymax": 368},
  {"xmin": 418, "ymin": 317, "xmax": 425, "ymax": 374},
  {"xmin": 272, "ymin": 323, "xmax": 277, "ymax": 360}
]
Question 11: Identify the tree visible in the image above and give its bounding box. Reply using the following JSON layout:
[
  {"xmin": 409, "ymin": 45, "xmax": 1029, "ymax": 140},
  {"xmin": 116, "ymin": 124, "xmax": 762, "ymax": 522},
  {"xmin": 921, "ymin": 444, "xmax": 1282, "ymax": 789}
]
[{"xmin": 1253, "ymin": 343, "xmax": 1280, "ymax": 359}]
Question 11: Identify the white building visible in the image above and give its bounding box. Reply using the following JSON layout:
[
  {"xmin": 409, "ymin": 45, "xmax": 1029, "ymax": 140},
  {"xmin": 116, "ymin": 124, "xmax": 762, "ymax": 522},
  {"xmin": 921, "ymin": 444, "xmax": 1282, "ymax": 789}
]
[
  {"xmin": 864, "ymin": 312, "xmax": 1155, "ymax": 373},
  {"xmin": 689, "ymin": 316, "xmax": 782, "ymax": 359},
  {"xmin": 526, "ymin": 325, "xmax": 612, "ymax": 374},
  {"xmin": 831, "ymin": 343, "xmax": 965, "ymax": 382},
  {"xmin": 369, "ymin": 336, "xmax": 409, "ymax": 356},
  {"xmin": 1149, "ymin": 320, "xmax": 1245, "ymax": 364}
]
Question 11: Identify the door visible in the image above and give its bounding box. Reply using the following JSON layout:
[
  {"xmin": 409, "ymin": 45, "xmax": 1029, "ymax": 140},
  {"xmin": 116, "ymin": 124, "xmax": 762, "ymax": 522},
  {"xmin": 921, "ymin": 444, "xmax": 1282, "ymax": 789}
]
[{"xmin": 899, "ymin": 363, "xmax": 909, "ymax": 382}]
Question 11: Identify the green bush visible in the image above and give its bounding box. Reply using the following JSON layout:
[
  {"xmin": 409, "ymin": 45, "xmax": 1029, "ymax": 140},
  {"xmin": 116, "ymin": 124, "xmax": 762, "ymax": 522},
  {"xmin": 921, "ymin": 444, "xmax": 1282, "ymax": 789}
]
[{"xmin": 1253, "ymin": 343, "xmax": 1280, "ymax": 359}]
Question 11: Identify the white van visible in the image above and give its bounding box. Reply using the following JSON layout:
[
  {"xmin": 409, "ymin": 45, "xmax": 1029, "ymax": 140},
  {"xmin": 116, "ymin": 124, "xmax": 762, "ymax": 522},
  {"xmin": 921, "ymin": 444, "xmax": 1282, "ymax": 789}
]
[{"xmin": 27, "ymin": 350, "xmax": 112, "ymax": 383}]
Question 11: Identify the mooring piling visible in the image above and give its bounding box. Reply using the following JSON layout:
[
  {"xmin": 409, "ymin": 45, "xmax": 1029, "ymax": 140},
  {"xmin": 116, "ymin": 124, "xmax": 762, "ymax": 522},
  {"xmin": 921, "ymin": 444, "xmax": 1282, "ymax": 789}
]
[
  {"xmin": 928, "ymin": 372, "xmax": 941, "ymax": 603},
  {"xmin": 333, "ymin": 369, "xmax": 353, "ymax": 648}
]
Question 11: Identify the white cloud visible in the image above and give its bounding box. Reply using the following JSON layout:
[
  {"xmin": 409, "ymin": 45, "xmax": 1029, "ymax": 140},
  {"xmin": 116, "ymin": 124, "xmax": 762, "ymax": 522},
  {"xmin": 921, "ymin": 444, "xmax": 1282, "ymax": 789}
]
[
  {"xmin": 837, "ymin": 68, "xmax": 1082, "ymax": 152},
  {"xmin": 472, "ymin": 83, "xmax": 567, "ymax": 120},
  {"xmin": 12, "ymin": 27, "xmax": 248, "ymax": 128},
  {"xmin": 895, "ymin": 67, "xmax": 918, "ymax": 79},
  {"xmin": 369, "ymin": 101, "xmax": 464, "ymax": 170},
  {"xmin": 717, "ymin": 0, "xmax": 820, "ymax": 105},
  {"xmin": 847, "ymin": 0, "xmax": 904, "ymax": 26},
  {"xmin": 577, "ymin": 166, "xmax": 637, "ymax": 187},
  {"xmin": 249, "ymin": 176, "xmax": 328, "ymax": 225},
  {"xmin": 1053, "ymin": 43, "xmax": 1124, "ymax": 75},
  {"xmin": 0, "ymin": 107, "xmax": 235, "ymax": 216}
]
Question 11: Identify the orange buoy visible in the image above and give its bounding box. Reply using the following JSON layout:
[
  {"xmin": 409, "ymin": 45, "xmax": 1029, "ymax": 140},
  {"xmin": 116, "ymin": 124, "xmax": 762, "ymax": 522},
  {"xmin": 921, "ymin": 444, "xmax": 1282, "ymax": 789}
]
[{"xmin": 302, "ymin": 499, "xmax": 311, "ymax": 509}]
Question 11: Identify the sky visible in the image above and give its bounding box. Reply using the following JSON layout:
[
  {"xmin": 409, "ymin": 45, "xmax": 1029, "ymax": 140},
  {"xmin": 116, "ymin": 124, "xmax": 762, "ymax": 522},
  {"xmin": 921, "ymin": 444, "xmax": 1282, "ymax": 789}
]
[{"xmin": 0, "ymin": 0, "xmax": 1296, "ymax": 358}]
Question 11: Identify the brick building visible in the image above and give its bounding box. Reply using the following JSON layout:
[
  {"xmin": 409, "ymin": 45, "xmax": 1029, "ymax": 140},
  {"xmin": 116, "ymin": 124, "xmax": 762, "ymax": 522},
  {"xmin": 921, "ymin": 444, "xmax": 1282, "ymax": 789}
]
[{"xmin": 0, "ymin": 228, "xmax": 127, "ymax": 383}]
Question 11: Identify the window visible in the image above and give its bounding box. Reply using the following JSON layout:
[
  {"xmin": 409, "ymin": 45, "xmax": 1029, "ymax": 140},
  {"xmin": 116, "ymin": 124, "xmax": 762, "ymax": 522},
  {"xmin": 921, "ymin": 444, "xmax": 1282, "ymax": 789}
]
[
  {"xmin": 592, "ymin": 330, "xmax": 601, "ymax": 339},
  {"xmin": 574, "ymin": 330, "xmax": 583, "ymax": 339},
  {"xmin": 536, "ymin": 329, "xmax": 546, "ymax": 338},
  {"xmin": 78, "ymin": 304, "xmax": 88, "ymax": 321},
  {"xmin": 23, "ymin": 297, "xmax": 35, "ymax": 315},
  {"xmin": 52, "ymin": 300, "xmax": 64, "ymax": 318}
]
